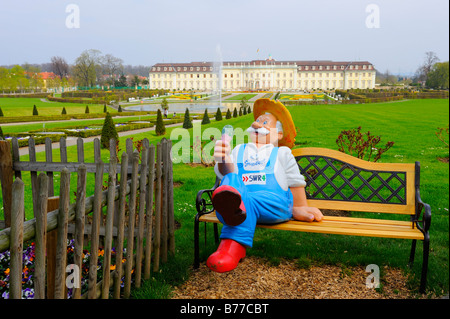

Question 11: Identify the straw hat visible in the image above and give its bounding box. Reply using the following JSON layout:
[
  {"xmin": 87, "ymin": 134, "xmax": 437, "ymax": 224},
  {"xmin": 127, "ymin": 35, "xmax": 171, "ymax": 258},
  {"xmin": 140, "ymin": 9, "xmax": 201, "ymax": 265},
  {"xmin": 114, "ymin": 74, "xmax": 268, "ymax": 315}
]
[{"xmin": 252, "ymin": 98, "xmax": 296, "ymax": 148}]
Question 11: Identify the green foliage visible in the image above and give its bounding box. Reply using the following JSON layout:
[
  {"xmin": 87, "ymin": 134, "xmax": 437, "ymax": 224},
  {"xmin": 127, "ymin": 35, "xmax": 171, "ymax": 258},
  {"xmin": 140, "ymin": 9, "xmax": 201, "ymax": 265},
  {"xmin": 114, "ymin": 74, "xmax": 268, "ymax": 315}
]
[
  {"xmin": 233, "ymin": 107, "xmax": 238, "ymax": 118},
  {"xmin": 103, "ymin": 104, "xmax": 107, "ymax": 113},
  {"xmin": 226, "ymin": 108, "xmax": 232, "ymax": 119},
  {"xmin": 100, "ymin": 112, "xmax": 118, "ymax": 149},
  {"xmin": 61, "ymin": 107, "xmax": 67, "ymax": 115},
  {"xmin": 0, "ymin": 126, "xmax": 3, "ymax": 138},
  {"xmin": 32, "ymin": 105, "xmax": 38, "ymax": 116},
  {"xmin": 118, "ymin": 105, "xmax": 122, "ymax": 112},
  {"xmin": 426, "ymin": 62, "xmax": 449, "ymax": 89},
  {"xmin": 0, "ymin": 107, "xmax": 3, "ymax": 117},
  {"xmin": 155, "ymin": 109, "xmax": 166, "ymax": 136},
  {"xmin": 183, "ymin": 108, "xmax": 193, "ymax": 129},
  {"xmin": 247, "ymin": 106, "xmax": 252, "ymax": 114},
  {"xmin": 215, "ymin": 108, "xmax": 223, "ymax": 121},
  {"xmin": 201, "ymin": 109, "xmax": 210, "ymax": 125},
  {"xmin": 85, "ymin": 105, "xmax": 90, "ymax": 114},
  {"xmin": 161, "ymin": 97, "xmax": 168, "ymax": 110}
]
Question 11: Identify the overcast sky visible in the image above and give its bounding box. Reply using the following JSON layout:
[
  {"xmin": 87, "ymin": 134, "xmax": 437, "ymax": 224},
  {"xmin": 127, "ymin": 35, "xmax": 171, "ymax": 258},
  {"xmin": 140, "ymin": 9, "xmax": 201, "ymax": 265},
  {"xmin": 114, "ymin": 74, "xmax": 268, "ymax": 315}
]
[{"xmin": 0, "ymin": 0, "xmax": 448, "ymax": 75}]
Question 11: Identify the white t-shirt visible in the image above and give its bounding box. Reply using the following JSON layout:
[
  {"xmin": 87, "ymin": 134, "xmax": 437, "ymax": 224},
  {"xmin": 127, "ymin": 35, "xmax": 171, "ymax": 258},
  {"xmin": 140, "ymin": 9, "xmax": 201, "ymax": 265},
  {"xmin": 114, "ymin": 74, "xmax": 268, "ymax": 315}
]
[{"xmin": 214, "ymin": 143, "xmax": 306, "ymax": 191}]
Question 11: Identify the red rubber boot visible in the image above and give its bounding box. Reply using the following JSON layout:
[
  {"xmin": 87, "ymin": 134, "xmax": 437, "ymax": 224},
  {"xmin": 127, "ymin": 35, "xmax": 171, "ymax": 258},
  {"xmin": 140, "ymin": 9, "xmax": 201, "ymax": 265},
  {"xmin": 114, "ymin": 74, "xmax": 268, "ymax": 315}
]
[
  {"xmin": 206, "ymin": 239, "xmax": 246, "ymax": 273},
  {"xmin": 212, "ymin": 185, "xmax": 246, "ymax": 226}
]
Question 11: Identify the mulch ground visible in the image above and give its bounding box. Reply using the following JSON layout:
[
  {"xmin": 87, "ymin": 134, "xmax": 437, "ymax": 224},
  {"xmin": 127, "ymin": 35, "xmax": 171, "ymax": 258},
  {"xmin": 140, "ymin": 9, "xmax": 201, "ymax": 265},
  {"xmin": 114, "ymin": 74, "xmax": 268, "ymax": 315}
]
[{"xmin": 172, "ymin": 256, "xmax": 427, "ymax": 299}]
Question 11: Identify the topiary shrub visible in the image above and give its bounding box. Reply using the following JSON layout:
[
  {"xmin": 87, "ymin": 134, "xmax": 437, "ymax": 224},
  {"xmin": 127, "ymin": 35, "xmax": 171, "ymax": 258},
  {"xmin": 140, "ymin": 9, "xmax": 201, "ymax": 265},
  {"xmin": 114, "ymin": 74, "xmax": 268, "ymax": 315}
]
[
  {"xmin": 215, "ymin": 108, "xmax": 222, "ymax": 121},
  {"xmin": 226, "ymin": 109, "xmax": 232, "ymax": 119},
  {"xmin": 61, "ymin": 107, "xmax": 67, "ymax": 115},
  {"xmin": 201, "ymin": 109, "xmax": 210, "ymax": 125},
  {"xmin": 33, "ymin": 105, "xmax": 38, "ymax": 116},
  {"xmin": 100, "ymin": 112, "xmax": 118, "ymax": 149},
  {"xmin": 183, "ymin": 108, "xmax": 193, "ymax": 129},
  {"xmin": 85, "ymin": 105, "xmax": 90, "ymax": 114},
  {"xmin": 155, "ymin": 109, "xmax": 166, "ymax": 136}
]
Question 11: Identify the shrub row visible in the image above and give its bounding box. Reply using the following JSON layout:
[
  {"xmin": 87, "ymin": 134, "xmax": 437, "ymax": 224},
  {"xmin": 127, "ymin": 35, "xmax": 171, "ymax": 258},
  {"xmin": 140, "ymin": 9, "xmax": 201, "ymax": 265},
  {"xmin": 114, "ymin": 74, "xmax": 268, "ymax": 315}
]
[
  {"xmin": 3, "ymin": 133, "xmax": 67, "ymax": 147},
  {"xmin": 0, "ymin": 92, "xmax": 52, "ymax": 98}
]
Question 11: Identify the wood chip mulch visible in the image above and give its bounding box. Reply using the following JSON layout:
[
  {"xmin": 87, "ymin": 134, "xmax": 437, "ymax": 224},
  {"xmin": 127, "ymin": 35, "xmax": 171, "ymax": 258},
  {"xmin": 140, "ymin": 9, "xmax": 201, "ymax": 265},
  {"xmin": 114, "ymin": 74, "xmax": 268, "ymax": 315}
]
[{"xmin": 172, "ymin": 256, "xmax": 425, "ymax": 299}]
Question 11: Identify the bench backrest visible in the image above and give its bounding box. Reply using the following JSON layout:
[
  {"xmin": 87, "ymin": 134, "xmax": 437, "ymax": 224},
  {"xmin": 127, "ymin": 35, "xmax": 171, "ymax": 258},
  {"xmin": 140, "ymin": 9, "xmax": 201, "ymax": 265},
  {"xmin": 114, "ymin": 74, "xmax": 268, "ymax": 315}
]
[{"xmin": 292, "ymin": 147, "xmax": 417, "ymax": 216}]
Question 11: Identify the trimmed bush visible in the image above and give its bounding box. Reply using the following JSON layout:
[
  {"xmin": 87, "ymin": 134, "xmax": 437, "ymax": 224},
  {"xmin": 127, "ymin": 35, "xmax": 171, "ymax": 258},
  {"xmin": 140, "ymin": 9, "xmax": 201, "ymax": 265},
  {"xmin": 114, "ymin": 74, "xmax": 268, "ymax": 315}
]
[
  {"xmin": 183, "ymin": 108, "xmax": 193, "ymax": 129},
  {"xmin": 61, "ymin": 107, "xmax": 67, "ymax": 115},
  {"xmin": 201, "ymin": 109, "xmax": 210, "ymax": 125},
  {"xmin": 226, "ymin": 109, "xmax": 232, "ymax": 119},
  {"xmin": 118, "ymin": 105, "xmax": 122, "ymax": 112},
  {"xmin": 215, "ymin": 108, "xmax": 223, "ymax": 121},
  {"xmin": 0, "ymin": 126, "xmax": 3, "ymax": 138},
  {"xmin": 85, "ymin": 105, "xmax": 90, "ymax": 114},
  {"xmin": 100, "ymin": 112, "xmax": 118, "ymax": 149},
  {"xmin": 233, "ymin": 108, "xmax": 238, "ymax": 118},
  {"xmin": 0, "ymin": 107, "xmax": 3, "ymax": 117},
  {"xmin": 155, "ymin": 109, "xmax": 166, "ymax": 136},
  {"xmin": 33, "ymin": 105, "xmax": 38, "ymax": 116}
]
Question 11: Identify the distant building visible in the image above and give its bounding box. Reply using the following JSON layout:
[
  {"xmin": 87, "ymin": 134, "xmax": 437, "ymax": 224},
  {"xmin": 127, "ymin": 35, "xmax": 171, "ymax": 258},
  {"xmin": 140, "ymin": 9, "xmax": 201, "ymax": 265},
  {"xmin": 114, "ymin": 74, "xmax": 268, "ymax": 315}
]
[{"xmin": 149, "ymin": 59, "xmax": 376, "ymax": 91}]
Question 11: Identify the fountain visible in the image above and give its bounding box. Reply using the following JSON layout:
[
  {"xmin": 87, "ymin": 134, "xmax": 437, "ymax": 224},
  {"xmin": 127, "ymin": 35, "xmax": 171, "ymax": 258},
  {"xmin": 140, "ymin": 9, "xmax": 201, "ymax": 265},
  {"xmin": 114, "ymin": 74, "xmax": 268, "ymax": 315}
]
[{"xmin": 214, "ymin": 44, "xmax": 223, "ymax": 107}]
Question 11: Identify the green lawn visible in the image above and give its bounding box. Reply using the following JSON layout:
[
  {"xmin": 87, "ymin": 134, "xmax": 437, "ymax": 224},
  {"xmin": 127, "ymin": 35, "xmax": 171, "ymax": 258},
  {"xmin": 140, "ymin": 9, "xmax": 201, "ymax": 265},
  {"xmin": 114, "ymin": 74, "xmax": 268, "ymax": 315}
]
[
  {"xmin": 1, "ymin": 98, "xmax": 448, "ymax": 298},
  {"xmin": 225, "ymin": 93, "xmax": 258, "ymax": 101},
  {"xmin": 0, "ymin": 97, "xmax": 115, "ymax": 116}
]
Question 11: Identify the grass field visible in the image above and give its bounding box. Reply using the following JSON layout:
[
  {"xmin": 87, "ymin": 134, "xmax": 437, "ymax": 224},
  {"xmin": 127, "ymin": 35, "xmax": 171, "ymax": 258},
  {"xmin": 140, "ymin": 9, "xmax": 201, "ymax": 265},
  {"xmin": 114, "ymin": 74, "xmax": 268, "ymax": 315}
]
[
  {"xmin": 0, "ymin": 97, "xmax": 115, "ymax": 116},
  {"xmin": 225, "ymin": 93, "xmax": 258, "ymax": 101},
  {"xmin": 1, "ymin": 98, "xmax": 448, "ymax": 298}
]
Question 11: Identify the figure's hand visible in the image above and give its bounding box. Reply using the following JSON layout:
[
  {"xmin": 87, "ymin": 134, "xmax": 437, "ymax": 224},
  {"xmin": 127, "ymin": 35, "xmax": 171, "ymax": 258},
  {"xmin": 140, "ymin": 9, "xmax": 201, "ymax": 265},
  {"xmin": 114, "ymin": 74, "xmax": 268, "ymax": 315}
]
[
  {"xmin": 214, "ymin": 140, "xmax": 231, "ymax": 164},
  {"xmin": 292, "ymin": 206, "xmax": 323, "ymax": 222}
]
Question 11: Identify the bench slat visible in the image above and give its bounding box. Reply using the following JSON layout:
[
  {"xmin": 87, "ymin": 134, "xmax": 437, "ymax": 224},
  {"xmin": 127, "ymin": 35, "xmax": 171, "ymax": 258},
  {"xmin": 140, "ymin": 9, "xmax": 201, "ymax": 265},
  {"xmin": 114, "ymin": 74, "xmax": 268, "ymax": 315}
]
[{"xmin": 199, "ymin": 213, "xmax": 424, "ymax": 240}]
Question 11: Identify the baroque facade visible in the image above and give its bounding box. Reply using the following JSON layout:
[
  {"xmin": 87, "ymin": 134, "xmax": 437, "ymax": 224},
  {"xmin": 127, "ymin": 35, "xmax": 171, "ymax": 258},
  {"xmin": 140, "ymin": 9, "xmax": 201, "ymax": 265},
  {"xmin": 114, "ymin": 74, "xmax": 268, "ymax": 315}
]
[{"xmin": 149, "ymin": 59, "xmax": 376, "ymax": 91}]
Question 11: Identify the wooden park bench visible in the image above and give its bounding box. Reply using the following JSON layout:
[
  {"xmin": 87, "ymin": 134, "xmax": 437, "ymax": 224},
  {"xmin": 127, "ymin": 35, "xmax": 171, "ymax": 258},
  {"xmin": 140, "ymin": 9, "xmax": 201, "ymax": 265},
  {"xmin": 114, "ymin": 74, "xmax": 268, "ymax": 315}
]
[{"xmin": 194, "ymin": 147, "xmax": 431, "ymax": 293}]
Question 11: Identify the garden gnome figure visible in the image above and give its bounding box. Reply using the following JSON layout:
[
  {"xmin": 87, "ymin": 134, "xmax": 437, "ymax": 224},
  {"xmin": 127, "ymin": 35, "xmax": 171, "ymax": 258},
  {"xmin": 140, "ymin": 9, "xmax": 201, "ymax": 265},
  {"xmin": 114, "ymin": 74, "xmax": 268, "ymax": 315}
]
[{"xmin": 208, "ymin": 98, "xmax": 323, "ymax": 273}]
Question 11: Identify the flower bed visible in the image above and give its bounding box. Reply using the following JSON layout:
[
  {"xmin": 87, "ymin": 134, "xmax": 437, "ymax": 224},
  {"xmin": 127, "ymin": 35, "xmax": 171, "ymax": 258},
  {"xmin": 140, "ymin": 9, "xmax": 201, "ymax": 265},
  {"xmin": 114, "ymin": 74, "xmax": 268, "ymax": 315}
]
[{"xmin": 0, "ymin": 240, "xmax": 130, "ymax": 299}]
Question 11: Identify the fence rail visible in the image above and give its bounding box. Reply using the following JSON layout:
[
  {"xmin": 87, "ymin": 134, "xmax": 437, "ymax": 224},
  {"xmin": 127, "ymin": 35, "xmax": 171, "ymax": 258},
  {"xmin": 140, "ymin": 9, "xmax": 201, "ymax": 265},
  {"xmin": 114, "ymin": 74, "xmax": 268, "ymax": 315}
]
[{"xmin": 0, "ymin": 136, "xmax": 174, "ymax": 299}]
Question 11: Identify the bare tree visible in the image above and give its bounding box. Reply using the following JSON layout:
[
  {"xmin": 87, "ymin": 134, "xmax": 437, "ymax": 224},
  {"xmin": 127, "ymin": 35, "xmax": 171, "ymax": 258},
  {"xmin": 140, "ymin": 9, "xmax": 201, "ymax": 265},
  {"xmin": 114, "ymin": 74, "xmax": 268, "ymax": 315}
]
[
  {"xmin": 415, "ymin": 51, "xmax": 440, "ymax": 83},
  {"xmin": 101, "ymin": 54, "xmax": 124, "ymax": 86},
  {"xmin": 50, "ymin": 56, "xmax": 69, "ymax": 79}
]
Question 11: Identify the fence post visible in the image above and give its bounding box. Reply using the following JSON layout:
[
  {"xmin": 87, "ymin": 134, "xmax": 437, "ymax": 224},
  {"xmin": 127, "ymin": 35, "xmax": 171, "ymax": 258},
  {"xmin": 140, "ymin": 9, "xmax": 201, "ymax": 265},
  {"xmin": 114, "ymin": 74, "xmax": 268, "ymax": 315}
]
[
  {"xmin": 0, "ymin": 140, "xmax": 13, "ymax": 228},
  {"xmin": 144, "ymin": 144, "xmax": 155, "ymax": 280},
  {"xmin": 46, "ymin": 196, "xmax": 60, "ymax": 299},
  {"xmin": 124, "ymin": 151, "xmax": 139, "ymax": 299},
  {"xmin": 113, "ymin": 152, "xmax": 128, "ymax": 299},
  {"xmin": 161, "ymin": 139, "xmax": 168, "ymax": 263},
  {"xmin": 9, "ymin": 178, "xmax": 24, "ymax": 299},
  {"xmin": 102, "ymin": 142, "xmax": 117, "ymax": 299},
  {"xmin": 73, "ymin": 164, "xmax": 87, "ymax": 299},
  {"xmin": 153, "ymin": 142, "xmax": 162, "ymax": 272},
  {"xmin": 34, "ymin": 173, "xmax": 49, "ymax": 299},
  {"xmin": 54, "ymin": 168, "xmax": 70, "ymax": 299}
]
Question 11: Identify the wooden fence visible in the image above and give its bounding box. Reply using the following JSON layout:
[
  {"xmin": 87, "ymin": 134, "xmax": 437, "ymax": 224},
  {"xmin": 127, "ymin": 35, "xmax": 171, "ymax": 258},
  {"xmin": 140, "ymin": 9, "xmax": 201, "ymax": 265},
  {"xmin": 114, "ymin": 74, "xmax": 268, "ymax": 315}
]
[{"xmin": 0, "ymin": 136, "xmax": 175, "ymax": 299}]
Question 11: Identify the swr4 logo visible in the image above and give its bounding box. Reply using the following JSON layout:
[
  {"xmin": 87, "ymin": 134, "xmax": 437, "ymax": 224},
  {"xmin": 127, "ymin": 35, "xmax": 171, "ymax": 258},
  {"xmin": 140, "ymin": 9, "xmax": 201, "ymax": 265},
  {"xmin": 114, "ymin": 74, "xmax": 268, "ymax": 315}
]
[{"xmin": 242, "ymin": 173, "xmax": 266, "ymax": 185}]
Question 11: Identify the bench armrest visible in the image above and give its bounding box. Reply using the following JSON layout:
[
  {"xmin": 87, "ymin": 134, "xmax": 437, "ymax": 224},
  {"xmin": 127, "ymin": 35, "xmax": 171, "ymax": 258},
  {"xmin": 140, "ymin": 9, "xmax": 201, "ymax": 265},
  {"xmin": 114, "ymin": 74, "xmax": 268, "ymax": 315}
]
[
  {"xmin": 413, "ymin": 161, "xmax": 431, "ymax": 234},
  {"xmin": 415, "ymin": 192, "xmax": 431, "ymax": 234},
  {"xmin": 195, "ymin": 177, "xmax": 221, "ymax": 216}
]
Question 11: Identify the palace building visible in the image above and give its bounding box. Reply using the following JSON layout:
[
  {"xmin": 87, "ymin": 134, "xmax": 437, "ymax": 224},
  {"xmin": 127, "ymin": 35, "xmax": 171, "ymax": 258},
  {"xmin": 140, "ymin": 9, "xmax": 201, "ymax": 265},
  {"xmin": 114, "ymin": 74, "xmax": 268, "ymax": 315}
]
[{"xmin": 149, "ymin": 59, "xmax": 376, "ymax": 91}]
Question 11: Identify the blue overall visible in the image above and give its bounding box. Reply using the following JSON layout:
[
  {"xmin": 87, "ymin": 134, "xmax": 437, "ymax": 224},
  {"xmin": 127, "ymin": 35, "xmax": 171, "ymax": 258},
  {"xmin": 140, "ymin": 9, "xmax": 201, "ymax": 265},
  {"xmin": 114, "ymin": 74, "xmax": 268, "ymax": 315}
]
[{"xmin": 216, "ymin": 144, "xmax": 294, "ymax": 247}]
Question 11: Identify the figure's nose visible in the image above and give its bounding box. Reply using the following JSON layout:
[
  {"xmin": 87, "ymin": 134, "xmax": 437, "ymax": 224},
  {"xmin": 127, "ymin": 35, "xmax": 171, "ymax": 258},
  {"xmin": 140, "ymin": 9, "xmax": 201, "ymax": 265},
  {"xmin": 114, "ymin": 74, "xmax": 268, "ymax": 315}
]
[{"xmin": 252, "ymin": 121, "xmax": 262, "ymax": 129}]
